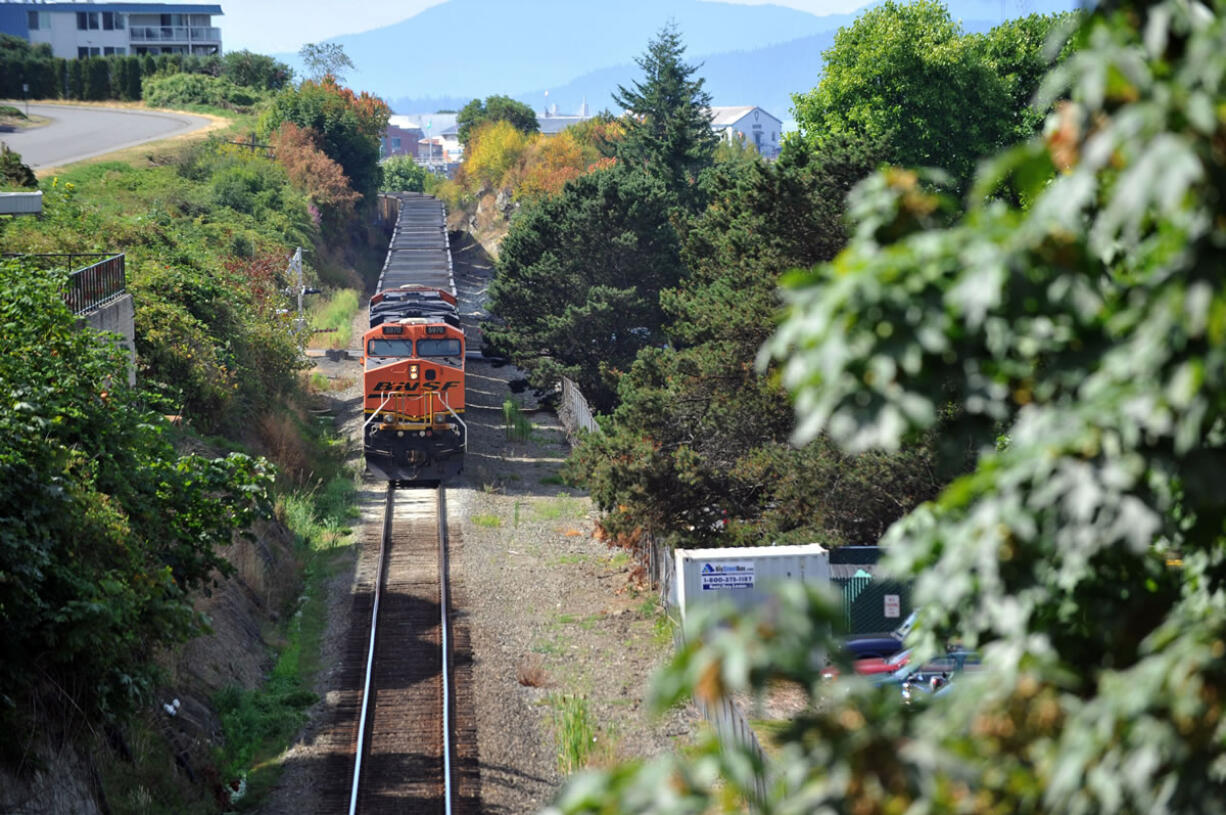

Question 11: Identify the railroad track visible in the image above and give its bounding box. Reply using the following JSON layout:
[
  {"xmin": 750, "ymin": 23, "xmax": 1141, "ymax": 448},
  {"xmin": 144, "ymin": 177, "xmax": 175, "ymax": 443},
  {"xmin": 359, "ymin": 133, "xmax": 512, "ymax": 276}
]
[{"xmin": 319, "ymin": 483, "xmax": 476, "ymax": 815}]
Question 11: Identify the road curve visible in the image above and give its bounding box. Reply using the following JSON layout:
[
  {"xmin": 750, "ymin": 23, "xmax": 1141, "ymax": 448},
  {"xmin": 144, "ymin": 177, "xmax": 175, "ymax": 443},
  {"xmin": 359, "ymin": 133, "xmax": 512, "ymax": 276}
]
[{"xmin": 0, "ymin": 103, "xmax": 215, "ymax": 170}]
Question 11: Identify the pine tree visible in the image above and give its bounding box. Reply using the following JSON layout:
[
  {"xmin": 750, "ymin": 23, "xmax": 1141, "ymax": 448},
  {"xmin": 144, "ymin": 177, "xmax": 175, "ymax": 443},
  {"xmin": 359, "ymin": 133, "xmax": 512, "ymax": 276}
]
[{"xmin": 612, "ymin": 23, "xmax": 718, "ymax": 210}]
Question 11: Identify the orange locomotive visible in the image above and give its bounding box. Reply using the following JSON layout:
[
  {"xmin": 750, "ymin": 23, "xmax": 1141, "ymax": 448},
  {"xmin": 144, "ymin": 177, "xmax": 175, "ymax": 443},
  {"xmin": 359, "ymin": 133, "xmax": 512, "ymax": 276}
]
[{"xmin": 362, "ymin": 194, "xmax": 465, "ymax": 482}]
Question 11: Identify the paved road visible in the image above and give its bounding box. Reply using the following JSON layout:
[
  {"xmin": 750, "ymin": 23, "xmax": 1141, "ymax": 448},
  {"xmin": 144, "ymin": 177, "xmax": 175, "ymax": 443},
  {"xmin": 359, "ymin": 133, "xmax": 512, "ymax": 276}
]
[{"xmin": 0, "ymin": 103, "xmax": 213, "ymax": 169}]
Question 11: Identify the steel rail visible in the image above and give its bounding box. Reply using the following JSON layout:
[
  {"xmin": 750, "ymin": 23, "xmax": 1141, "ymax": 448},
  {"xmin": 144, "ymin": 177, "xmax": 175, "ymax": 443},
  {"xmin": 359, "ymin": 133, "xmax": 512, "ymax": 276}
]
[
  {"xmin": 348, "ymin": 484, "xmax": 394, "ymax": 815},
  {"xmin": 348, "ymin": 484, "xmax": 455, "ymax": 814},
  {"xmin": 438, "ymin": 486, "xmax": 455, "ymax": 815}
]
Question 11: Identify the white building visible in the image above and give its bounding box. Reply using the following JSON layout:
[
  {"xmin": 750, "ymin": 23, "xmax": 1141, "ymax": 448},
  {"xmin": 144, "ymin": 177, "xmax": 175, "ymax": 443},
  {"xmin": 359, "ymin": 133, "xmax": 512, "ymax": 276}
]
[
  {"xmin": 0, "ymin": 2, "xmax": 223, "ymax": 58},
  {"xmin": 708, "ymin": 106, "xmax": 783, "ymax": 159}
]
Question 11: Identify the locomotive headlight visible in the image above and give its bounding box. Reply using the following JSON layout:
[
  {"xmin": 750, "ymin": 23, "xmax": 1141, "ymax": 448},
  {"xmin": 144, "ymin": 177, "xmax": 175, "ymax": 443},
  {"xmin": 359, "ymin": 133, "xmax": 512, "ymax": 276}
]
[
  {"xmin": 409, "ymin": 364, "xmax": 419, "ymax": 380},
  {"xmin": 397, "ymin": 430, "xmax": 404, "ymax": 438}
]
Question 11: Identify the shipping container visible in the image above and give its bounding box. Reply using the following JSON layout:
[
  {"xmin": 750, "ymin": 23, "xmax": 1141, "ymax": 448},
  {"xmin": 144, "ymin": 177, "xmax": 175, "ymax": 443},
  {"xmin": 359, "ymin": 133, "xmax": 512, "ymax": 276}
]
[{"xmin": 674, "ymin": 544, "xmax": 831, "ymax": 624}]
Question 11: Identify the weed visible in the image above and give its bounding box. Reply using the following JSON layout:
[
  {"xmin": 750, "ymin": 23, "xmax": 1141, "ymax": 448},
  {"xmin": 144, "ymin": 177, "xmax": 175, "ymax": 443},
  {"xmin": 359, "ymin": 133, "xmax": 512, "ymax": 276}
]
[
  {"xmin": 471, "ymin": 513, "xmax": 502, "ymax": 528},
  {"xmin": 606, "ymin": 551, "xmax": 632, "ymax": 570},
  {"xmin": 513, "ymin": 500, "xmax": 524, "ymax": 528},
  {"xmin": 548, "ymin": 694, "xmax": 598, "ymax": 774},
  {"xmin": 539, "ymin": 473, "xmax": 566, "ymax": 486},
  {"xmin": 517, "ymin": 655, "xmax": 551, "ymax": 688},
  {"xmin": 503, "ymin": 398, "xmax": 534, "ymax": 441},
  {"xmin": 534, "ymin": 492, "xmax": 585, "ymax": 522},
  {"xmin": 652, "ymin": 611, "xmax": 675, "ymax": 646}
]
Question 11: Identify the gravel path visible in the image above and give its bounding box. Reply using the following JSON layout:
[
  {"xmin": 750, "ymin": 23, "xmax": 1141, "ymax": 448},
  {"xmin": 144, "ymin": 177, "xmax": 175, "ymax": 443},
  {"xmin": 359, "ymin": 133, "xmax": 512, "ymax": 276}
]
[{"xmin": 261, "ymin": 232, "xmax": 697, "ymax": 815}]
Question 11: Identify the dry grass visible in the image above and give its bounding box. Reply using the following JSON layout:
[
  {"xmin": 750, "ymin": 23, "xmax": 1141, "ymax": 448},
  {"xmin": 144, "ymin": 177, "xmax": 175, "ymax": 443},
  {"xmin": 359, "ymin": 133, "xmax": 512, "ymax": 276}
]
[
  {"xmin": 516, "ymin": 655, "xmax": 551, "ymax": 688},
  {"xmin": 257, "ymin": 409, "xmax": 312, "ymax": 483}
]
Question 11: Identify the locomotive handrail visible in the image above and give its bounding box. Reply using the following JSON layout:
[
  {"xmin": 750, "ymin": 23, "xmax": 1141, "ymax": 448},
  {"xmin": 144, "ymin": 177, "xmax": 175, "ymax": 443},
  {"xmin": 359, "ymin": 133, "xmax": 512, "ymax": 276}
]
[
  {"xmin": 438, "ymin": 399, "xmax": 468, "ymax": 452},
  {"xmin": 363, "ymin": 392, "xmax": 395, "ymax": 433}
]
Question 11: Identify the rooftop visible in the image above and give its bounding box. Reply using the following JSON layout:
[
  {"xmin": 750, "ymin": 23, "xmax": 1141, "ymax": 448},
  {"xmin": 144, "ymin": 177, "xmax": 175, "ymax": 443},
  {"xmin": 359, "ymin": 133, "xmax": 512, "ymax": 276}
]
[
  {"xmin": 3, "ymin": 2, "xmax": 222, "ymax": 12},
  {"xmin": 708, "ymin": 106, "xmax": 779, "ymax": 126}
]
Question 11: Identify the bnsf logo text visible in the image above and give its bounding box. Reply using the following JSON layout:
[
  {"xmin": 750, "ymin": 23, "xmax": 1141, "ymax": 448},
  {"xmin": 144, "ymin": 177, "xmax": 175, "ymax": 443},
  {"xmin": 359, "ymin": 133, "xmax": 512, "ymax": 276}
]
[{"xmin": 368, "ymin": 381, "xmax": 459, "ymax": 396}]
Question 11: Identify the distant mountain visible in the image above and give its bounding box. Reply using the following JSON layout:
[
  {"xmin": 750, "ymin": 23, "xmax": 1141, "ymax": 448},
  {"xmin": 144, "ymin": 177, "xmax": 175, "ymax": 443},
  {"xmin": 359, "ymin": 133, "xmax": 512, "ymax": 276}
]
[
  {"xmin": 279, "ymin": 0, "xmax": 858, "ymax": 103},
  {"xmin": 509, "ymin": 31, "xmax": 838, "ymax": 124},
  {"xmin": 280, "ymin": 0, "xmax": 1078, "ymax": 115}
]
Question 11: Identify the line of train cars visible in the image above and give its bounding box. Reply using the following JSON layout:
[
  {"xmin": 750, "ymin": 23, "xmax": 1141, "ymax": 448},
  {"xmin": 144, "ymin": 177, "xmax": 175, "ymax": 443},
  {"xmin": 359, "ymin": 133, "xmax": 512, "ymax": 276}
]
[{"xmin": 362, "ymin": 193, "xmax": 466, "ymax": 482}]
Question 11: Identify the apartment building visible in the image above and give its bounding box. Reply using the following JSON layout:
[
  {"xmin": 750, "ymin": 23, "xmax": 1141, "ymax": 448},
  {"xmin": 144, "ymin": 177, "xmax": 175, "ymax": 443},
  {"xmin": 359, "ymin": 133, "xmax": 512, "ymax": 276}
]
[{"xmin": 0, "ymin": 2, "xmax": 222, "ymax": 58}]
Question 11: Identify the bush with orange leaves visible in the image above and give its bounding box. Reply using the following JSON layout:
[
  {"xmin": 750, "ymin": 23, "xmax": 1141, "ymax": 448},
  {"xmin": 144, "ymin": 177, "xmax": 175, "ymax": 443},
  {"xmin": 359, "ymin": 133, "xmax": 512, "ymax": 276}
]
[{"xmin": 271, "ymin": 121, "xmax": 360, "ymax": 219}]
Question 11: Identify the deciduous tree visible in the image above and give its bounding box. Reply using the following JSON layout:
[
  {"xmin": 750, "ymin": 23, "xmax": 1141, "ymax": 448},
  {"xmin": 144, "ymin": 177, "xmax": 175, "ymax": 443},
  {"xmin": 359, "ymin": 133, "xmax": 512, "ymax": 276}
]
[
  {"xmin": 792, "ymin": 0, "xmax": 1012, "ymax": 187},
  {"xmin": 298, "ymin": 41, "xmax": 353, "ymax": 82},
  {"xmin": 379, "ymin": 154, "xmax": 429, "ymax": 193},
  {"xmin": 456, "ymin": 94, "xmax": 540, "ymax": 144}
]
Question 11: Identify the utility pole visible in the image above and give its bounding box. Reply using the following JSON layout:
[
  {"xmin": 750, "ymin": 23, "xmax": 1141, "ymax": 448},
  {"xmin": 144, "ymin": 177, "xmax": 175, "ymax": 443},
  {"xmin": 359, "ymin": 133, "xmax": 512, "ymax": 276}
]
[{"xmin": 289, "ymin": 247, "xmax": 305, "ymax": 333}]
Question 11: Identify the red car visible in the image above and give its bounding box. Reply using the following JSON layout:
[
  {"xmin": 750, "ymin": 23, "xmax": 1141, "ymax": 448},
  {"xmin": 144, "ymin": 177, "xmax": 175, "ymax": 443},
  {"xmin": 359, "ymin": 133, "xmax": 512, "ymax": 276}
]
[{"xmin": 822, "ymin": 648, "xmax": 912, "ymax": 680}]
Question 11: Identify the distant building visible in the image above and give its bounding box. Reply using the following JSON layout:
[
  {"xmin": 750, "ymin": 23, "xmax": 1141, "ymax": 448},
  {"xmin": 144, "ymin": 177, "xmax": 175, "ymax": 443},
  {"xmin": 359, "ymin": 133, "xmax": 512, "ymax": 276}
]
[
  {"xmin": 383, "ymin": 113, "xmax": 460, "ymax": 168},
  {"xmin": 381, "ymin": 121, "xmax": 424, "ymax": 160},
  {"xmin": 536, "ymin": 113, "xmax": 590, "ymax": 136},
  {"xmin": 537, "ymin": 98, "xmax": 592, "ymax": 136},
  {"xmin": 708, "ymin": 106, "xmax": 782, "ymax": 159},
  {"xmin": 0, "ymin": 2, "xmax": 223, "ymax": 58}
]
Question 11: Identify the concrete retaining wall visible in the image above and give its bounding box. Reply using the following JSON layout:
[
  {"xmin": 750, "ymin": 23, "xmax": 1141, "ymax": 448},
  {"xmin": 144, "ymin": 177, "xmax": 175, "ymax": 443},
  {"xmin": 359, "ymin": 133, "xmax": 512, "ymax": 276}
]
[{"xmin": 81, "ymin": 293, "xmax": 136, "ymax": 386}]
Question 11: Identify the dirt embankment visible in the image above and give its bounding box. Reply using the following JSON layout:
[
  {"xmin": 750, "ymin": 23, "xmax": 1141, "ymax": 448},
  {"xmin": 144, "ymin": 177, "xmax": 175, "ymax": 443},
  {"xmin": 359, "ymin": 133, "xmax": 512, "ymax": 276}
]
[{"xmin": 0, "ymin": 515, "xmax": 303, "ymax": 814}]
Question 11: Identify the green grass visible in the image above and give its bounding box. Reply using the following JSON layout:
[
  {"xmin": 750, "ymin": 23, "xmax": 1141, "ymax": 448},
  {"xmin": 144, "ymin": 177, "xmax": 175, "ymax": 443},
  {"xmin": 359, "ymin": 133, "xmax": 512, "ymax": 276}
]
[
  {"xmin": 534, "ymin": 492, "xmax": 585, "ymax": 522},
  {"xmin": 471, "ymin": 513, "xmax": 503, "ymax": 528},
  {"xmin": 548, "ymin": 694, "xmax": 599, "ymax": 774},
  {"xmin": 211, "ymin": 473, "xmax": 358, "ymax": 808},
  {"xmin": 606, "ymin": 551, "xmax": 632, "ymax": 570},
  {"xmin": 308, "ymin": 288, "xmax": 359, "ymax": 349},
  {"xmin": 503, "ymin": 398, "xmax": 534, "ymax": 441},
  {"xmin": 547, "ymin": 694, "xmax": 618, "ymax": 774},
  {"xmin": 553, "ymin": 553, "xmax": 589, "ymax": 566}
]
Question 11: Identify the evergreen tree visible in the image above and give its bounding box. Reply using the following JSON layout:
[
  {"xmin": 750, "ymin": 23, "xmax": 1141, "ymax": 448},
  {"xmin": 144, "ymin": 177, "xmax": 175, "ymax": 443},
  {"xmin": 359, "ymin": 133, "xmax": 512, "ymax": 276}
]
[
  {"xmin": 485, "ymin": 164, "xmax": 682, "ymax": 411},
  {"xmin": 612, "ymin": 23, "xmax": 718, "ymax": 210}
]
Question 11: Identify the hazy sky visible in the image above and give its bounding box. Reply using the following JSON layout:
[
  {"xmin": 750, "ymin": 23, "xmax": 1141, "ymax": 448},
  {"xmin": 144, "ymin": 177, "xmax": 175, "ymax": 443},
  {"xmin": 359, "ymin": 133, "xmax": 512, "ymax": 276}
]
[{"xmin": 201, "ymin": 0, "xmax": 870, "ymax": 54}]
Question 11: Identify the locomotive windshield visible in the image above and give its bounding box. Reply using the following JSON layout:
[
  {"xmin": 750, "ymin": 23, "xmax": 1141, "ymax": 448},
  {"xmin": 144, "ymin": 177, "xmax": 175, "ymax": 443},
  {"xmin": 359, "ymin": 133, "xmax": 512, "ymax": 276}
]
[
  {"xmin": 367, "ymin": 339, "xmax": 415, "ymax": 356},
  {"xmin": 416, "ymin": 338, "xmax": 462, "ymax": 357}
]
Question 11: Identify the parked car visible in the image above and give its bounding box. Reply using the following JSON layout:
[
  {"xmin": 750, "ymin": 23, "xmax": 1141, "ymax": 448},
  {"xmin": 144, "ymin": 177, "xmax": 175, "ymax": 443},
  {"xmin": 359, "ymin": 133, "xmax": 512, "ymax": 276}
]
[
  {"xmin": 824, "ymin": 647, "xmax": 914, "ymax": 681},
  {"xmin": 896, "ymin": 650, "xmax": 981, "ymax": 702},
  {"xmin": 843, "ymin": 611, "xmax": 917, "ymax": 660}
]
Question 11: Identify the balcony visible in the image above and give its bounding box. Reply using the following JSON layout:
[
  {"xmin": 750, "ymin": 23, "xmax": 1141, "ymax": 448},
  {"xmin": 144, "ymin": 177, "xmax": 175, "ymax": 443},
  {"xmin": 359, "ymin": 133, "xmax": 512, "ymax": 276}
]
[{"xmin": 130, "ymin": 26, "xmax": 220, "ymax": 43}]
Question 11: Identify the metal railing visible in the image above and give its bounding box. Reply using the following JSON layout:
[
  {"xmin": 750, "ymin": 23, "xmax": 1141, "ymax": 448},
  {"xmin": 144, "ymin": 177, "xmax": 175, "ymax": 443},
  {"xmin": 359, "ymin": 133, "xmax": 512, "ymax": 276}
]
[
  {"xmin": 63, "ymin": 254, "xmax": 126, "ymax": 315},
  {"xmin": 558, "ymin": 376, "xmax": 599, "ymax": 440},
  {"xmin": 130, "ymin": 26, "xmax": 219, "ymax": 42}
]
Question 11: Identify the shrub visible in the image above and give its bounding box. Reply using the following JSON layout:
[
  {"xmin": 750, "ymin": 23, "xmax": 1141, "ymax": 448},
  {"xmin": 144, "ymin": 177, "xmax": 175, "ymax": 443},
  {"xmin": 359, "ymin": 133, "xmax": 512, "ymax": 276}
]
[{"xmin": 143, "ymin": 72, "xmax": 262, "ymax": 111}]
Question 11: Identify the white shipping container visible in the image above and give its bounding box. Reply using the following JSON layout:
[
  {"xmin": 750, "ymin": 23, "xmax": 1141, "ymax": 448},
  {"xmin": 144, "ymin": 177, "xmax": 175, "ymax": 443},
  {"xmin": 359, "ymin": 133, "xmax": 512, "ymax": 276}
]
[
  {"xmin": 0, "ymin": 191, "xmax": 42, "ymax": 216},
  {"xmin": 674, "ymin": 544, "xmax": 830, "ymax": 624}
]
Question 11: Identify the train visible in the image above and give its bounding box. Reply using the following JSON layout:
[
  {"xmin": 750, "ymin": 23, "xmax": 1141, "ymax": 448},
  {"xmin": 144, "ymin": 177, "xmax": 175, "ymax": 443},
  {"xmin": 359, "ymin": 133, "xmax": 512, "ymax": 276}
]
[{"xmin": 362, "ymin": 193, "xmax": 466, "ymax": 482}]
